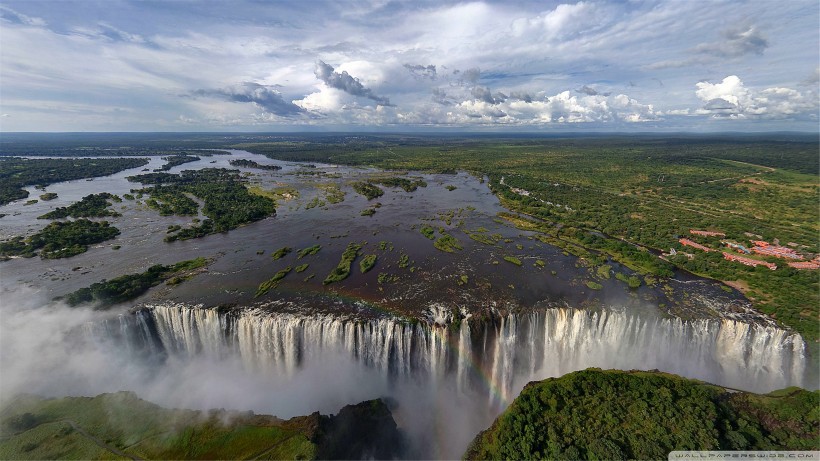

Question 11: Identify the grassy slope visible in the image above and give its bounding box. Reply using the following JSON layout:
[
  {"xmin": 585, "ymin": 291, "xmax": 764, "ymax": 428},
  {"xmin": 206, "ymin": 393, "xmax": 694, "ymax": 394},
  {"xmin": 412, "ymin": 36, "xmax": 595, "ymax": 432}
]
[
  {"xmin": 464, "ymin": 369, "xmax": 819, "ymax": 461},
  {"xmin": 0, "ymin": 392, "xmax": 315, "ymax": 460},
  {"xmin": 1, "ymin": 391, "xmax": 404, "ymax": 460},
  {"xmin": 238, "ymin": 139, "xmax": 819, "ymax": 340}
]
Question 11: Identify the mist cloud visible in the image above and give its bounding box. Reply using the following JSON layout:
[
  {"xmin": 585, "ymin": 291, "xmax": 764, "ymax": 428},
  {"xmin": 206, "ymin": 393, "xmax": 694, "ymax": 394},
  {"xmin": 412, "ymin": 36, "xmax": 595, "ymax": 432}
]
[{"xmin": 314, "ymin": 60, "xmax": 392, "ymax": 106}]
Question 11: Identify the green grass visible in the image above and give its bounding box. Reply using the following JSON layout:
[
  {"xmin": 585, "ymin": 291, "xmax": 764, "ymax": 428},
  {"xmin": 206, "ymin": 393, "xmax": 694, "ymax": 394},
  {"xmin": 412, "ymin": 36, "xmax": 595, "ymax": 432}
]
[
  {"xmin": 0, "ymin": 393, "xmax": 317, "ymax": 461},
  {"xmin": 295, "ymin": 263, "xmax": 309, "ymax": 273}
]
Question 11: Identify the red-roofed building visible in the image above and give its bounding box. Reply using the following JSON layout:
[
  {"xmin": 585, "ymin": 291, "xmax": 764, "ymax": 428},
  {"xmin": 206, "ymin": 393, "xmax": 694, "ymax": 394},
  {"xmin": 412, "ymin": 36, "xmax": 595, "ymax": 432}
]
[
  {"xmin": 690, "ymin": 229, "xmax": 726, "ymax": 237},
  {"xmin": 679, "ymin": 238, "xmax": 712, "ymax": 252},
  {"xmin": 722, "ymin": 252, "xmax": 777, "ymax": 270}
]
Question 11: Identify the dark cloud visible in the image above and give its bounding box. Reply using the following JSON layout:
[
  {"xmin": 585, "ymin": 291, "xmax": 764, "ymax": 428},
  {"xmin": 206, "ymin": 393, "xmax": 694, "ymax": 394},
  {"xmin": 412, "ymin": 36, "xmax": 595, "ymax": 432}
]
[
  {"xmin": 404, "ymin": 64, "xmax": 437, "ymax": 80},
  {"xmin": 191, "ymin": 82, "xmax": 304, "ymax": 116},
  {"xmin": 695, "ymin": 25, "xmax": 768, "ymax": 58},
  {"xmin": 702, "ymin": 97, "xmax": 738, "ymax": 114},
  {"xmin": 509, "ymin": 91, "xmax": 534, "ymax": 103},
  {"xmin": 461, "ymin": 68, "xmax": 481, "ymax": 84},
  {"xmin": 314, "ymin": 60, "xmax": 392, "ymax": 106},
  {"xmin": 431, "ymin": 88, "xmax": 452, "ymax": 105},
  {"xmin": 471, "ymin": 86, "xmax": 504, "ymax": 104},
  {"xmin": 576, "ymin": 85, "xmax": 610, "ymax": 96}
]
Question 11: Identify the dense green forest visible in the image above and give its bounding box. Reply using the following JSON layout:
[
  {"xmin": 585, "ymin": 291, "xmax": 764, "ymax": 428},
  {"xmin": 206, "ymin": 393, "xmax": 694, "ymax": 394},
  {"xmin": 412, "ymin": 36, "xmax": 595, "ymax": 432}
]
[
  {"xmin": 465, "ymin": 369, "xmax": 819, "ymax": 460},
  {"xmin": 0, "ymin": 220, "xmax": 120, "ymax": 260},
  {"xmin": 38, "ymin": 193, "xmax": 122, "ymax": 219},
  {"xmin": 62, "ymin": 258, "xmax": 208, "ymax": 307},
  {"xmin": 0, "ymin": 157, "xmax": 148, "ymax": 205},
  {"xmin": 239, "ymin": 138, "xmax": 819, "ymax": 340},
  {"xmin": 0, "ymin": 392, "xmax": 403, "ymax": 460},
  {"xmin": 127, "ymin": 168, "xmax": 276, "ymax": 241}
]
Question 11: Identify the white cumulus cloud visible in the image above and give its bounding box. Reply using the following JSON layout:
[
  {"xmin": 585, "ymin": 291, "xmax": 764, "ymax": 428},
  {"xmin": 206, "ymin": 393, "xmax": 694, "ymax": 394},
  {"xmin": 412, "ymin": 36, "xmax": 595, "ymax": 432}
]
[{"xmin": 695, "ymin": 75, "xmax": 818, "ymax": 119}]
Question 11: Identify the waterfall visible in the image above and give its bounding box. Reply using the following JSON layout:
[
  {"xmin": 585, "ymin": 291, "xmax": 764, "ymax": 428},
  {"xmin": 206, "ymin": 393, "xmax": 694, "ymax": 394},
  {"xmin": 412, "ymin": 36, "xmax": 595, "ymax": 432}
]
[{"xmin": 97, "ymin": 303, "xmax": 808, "ymax": 401}]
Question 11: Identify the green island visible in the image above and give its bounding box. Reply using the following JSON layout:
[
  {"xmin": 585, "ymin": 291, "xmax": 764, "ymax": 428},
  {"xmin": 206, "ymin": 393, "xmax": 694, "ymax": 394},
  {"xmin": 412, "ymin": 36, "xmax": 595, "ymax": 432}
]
[
  {"xmin": 128, "ymin": 169, "xmax": 276, "ymax": 242},
  {"xmin": 0, "ymin": 392, "xmax": 403, "ymax": 460},
  {"xmin": 62, "ymin": 258, "xmax": 209, "ymax": 307},
  {"xmin": 370, "ymin": 176, "xmax": 427, "ymax": 192},
  {"xmin": 255, "ymin": 266, "xmax": 292, "ymax": 297},
  {"xmin": 503, "ymin": 255, "xmax": 523, "ymax": 266},
  {"xmin": 433, "ymin": 232, "xmax": 462, "ymax": 253},
  {"xmin": 39, "ymin": 192, "xmax": 58, "ymax": 201},
  {"xmin": 0, "ymin": 219, "xmax": 120, "ymax": 260},
  {"xmin": 229, "ymin": 158, "xmax": 282, "ymax": 170},
  {"xmin": 324, "ymin": 242, "xmax": 363, "ymax": 285},
  {"xmin": 465, "ymin": 369, "xmax": 819, "ymax": 460},
  {"xmin": 156, "ymin": 154, "xmax": 200, "ymax": 171},
  {"xmin": 359, "ymin": 254, "xmax": 377, "ymax": 273},
  {"xmin": 240, "ymin": 138, "xmax": 819, "ymax": 341},
  {"xmin": 351, "ymin": 181, "xmax": 384, "ymax": 200},
  {"xmin": 0, "ymin": 157, "xmax": 148, "ymax": 205},
  {"xmin": 297, "ymin": 244, "xmax": 322, "ymax": 258},
  {"xmin": 271, "ymin": 246, "xmax": 292, "ymax": 260},
  {"xmin": 38, "ymin": 193, "xmax": 122, "ymax": 219}
]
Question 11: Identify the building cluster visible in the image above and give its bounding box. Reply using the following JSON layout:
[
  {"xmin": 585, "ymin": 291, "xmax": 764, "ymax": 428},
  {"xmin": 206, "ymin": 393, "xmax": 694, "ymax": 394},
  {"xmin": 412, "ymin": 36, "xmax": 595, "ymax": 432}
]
[
  {"xmin": 788, "ymin": 257, "xmax": 820, "ymax": 270},
  {"xmin": 678, "ymin": 231, "xmax": 818, "ymax": 271},
  {"xmin": 749, "ymin": 241, "xmax": 804, "ymax": 260},
  {"xmin": 722, "ymin": 252, "xmax": 777, "ymax": 270}
]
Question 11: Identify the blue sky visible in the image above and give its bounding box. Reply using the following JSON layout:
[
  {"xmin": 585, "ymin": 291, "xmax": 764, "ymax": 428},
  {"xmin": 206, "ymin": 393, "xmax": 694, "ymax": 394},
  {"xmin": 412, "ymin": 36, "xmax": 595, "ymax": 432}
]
[{"xmin": 0, "ymin": 0, "xmax": 817, "ymax": 132}]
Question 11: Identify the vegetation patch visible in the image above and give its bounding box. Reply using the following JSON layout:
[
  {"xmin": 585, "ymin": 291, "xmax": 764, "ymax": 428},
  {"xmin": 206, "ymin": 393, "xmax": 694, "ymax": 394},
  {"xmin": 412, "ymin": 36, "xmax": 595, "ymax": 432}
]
[
  {"xmin": 63, "ymin": 258, "xmax": 208, "ymax": 307},
  {"xmin": 229, "ymin": 158, "xmax": 282, "ymax": 170},
  {"xmin": 324, "ymin": 242, "xmax": 363, "ymax": 285},
  {"xmin": 503, "ymin": 255, "xmax": 523, "ymax": 266},
  {"xmin": 370, "ymin": 176, "xmax": 427, "ymax": 192},
  {"xmin": 351, "ymin": 181, "xmax": 383, "ymax": 200},
  {"xmin": 297, "ymin": 244, "xmax": 321, "ymax": 258},
  {"xmin": 615, "ymin": 271, "xmax": 642, "ymax": 289},
  {"xmin": 271, "ymin": 246, "xmax": 292, "ymax": 260},
  {"xmin": 0, "ymin": 157, "xmax": 148, "ymax": 206},
  {"xmin": 295, "ymin": 263, "xmax": 309, "ymax": 273},
  {"xmin": 39, "ymin": 192, "xmax": 58, "ymax": 201},
  {"xmin": 38, "ymin": 193, "xmax": 122, "ymax": 219},
  {"xmin": 359, "ymin": 254, "xmax": 377, "ymax": 273},
  {"xmin": 317, "ymin": 183, "xmax": 345, "ymax": 204},
  {"xmin": 156, "ymin": 154, "xmax": 199, "ymax": 171},
  {"xmin": 255, "ymin": 266, "xmax": 292, "ymax": 297},
  {"xmin": 128, "ymin": 169, "xmax": 275, "ymax": 241},
  {"xmin": 433, "ymin": 233, "xmax": 462, "ymax": 253},
  {"xmin": 0, "ymin": 219, "xmax": 120, "ymax": 260},
  {"xmin": 420, "ymin": 225, "xmax": 436, "ymax": 240},
  {"xmin": 361, "ymin": 208, "xmax": 376, "ymax": 217},
  {"xmin": 585, "ymin": 280, "xmax": 603, "ymax": 290}
]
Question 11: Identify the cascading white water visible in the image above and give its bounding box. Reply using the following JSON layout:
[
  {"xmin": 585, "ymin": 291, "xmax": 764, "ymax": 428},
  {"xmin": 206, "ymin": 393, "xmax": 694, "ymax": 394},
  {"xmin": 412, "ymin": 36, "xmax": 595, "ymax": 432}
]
[{"xmin": 100, "ymin": 302, "xmax": 808, "ymax": 401}]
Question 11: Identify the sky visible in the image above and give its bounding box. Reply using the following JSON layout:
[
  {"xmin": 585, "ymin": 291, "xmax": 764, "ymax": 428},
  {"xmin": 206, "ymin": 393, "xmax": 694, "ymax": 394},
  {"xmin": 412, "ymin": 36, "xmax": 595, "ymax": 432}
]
[{"xmin": 0, "ymin": 0, "xmax": 818, "ymax": 132}]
